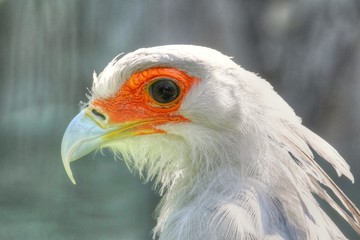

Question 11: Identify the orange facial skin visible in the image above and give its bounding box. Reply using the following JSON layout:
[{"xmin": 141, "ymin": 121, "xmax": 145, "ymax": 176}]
[{"xmin": 91, "ymin": 67, "xmax": 198, "ymax": 134}]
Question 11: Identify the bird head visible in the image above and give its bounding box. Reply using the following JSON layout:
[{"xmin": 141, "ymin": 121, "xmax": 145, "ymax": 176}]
[{"xmin": 62, "ymin": 45, "xmax": 282, "ymax": 185}]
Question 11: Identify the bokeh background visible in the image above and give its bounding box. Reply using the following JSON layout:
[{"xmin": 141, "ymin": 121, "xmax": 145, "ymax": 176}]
[{"xmin": 0, "ymin": 0, "xmax": 359, "ymax": 239}]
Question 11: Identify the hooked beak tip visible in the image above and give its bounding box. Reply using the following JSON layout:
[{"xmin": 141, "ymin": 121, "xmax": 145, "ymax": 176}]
[
  {"xmin": 61, "ymin": 146, "xmax": 77, "ymax": 185},
  {"xmin": 64, "ymin": 159, "xmax": 77, "ymax": 185}
]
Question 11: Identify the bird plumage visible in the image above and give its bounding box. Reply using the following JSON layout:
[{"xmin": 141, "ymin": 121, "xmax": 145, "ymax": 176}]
[{"xmin": 62, "ymin": 45, "xmax": 360, "ymax": 239}]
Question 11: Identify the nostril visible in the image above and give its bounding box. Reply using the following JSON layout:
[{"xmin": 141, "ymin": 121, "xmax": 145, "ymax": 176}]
[{"xmin": 91, "ymin": 109, "xmax": 106, "ymax": 121}]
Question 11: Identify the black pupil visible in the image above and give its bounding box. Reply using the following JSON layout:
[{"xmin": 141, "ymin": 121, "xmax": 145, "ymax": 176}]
[{"xmin": 149, "ymin": 79, "xmax": 180, "ymax": 104}]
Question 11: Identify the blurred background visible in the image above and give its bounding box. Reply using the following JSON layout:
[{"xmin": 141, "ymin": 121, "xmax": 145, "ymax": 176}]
[{"xmin": 0, "ymin": 0, "xmax": 359, "ymax": 239}]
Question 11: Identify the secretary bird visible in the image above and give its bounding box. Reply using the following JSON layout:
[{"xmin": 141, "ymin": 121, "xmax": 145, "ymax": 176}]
[{"xmin": 61, "ymin": 45, "xmax": 360, "ymax": 239}]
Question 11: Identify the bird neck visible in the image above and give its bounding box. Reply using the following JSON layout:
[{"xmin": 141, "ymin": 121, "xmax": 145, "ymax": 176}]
[
  {"xmin": 153, "ymin": 131, "xmax": 268, "ymax": 236},
  {"xmin": 154, "ymin": 161, "xmax": 266, "ymax": 239}
]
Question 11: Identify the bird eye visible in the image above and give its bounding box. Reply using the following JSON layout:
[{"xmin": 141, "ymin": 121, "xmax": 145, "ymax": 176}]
[{"xmin": 148, "ymin": 78, "xmax": 181, "ymax": 104}]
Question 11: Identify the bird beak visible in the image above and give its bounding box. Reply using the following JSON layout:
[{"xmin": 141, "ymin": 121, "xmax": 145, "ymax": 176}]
[
  {"xmin": 61, "ymin": 108, "xmax": 166, "ymax": 184},
  {"xmin": 61, "ymin": 109, "xmax": 108, "ymax": 184}
]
